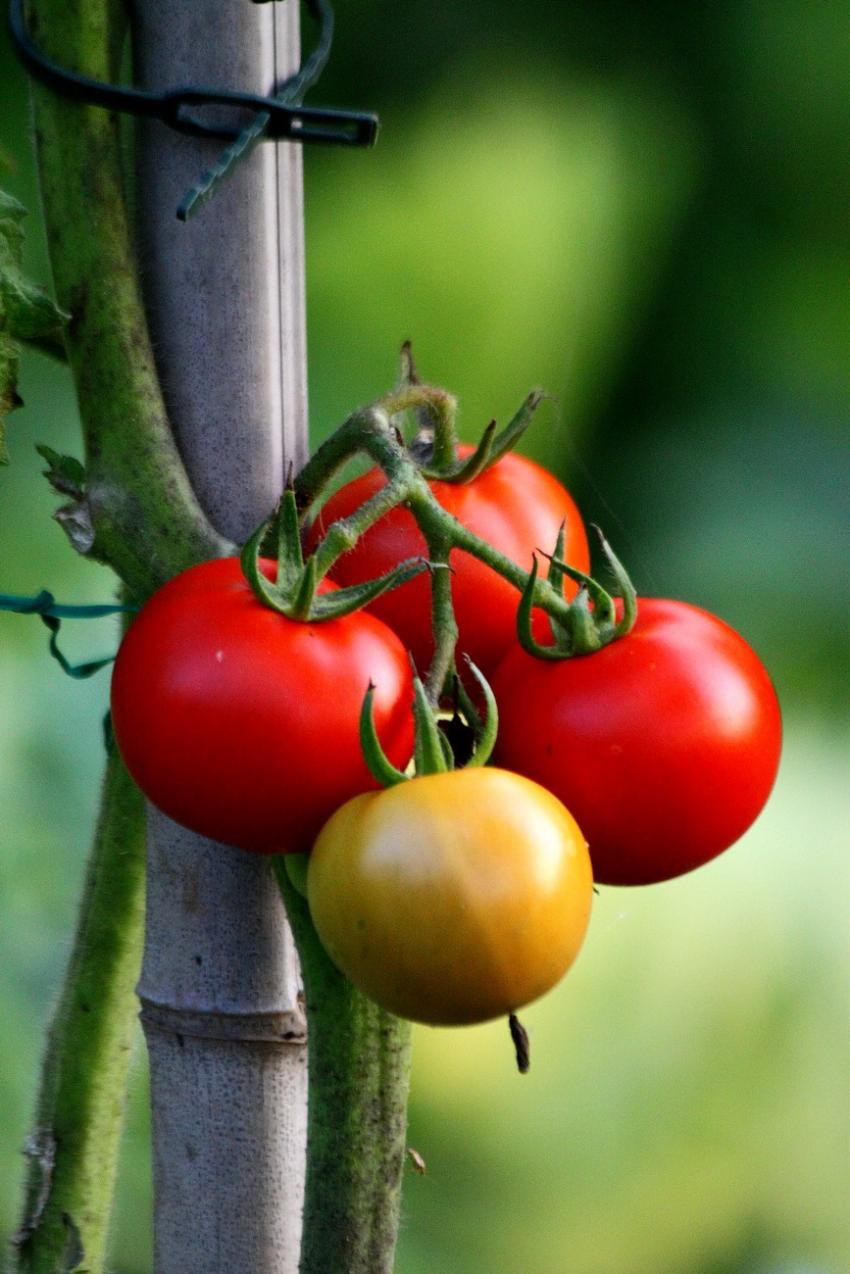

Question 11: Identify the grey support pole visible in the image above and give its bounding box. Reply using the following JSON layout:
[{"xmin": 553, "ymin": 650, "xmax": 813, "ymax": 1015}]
[{"xmin": 130, "ymin": 3, "xmax": 308, "ymax": 1270}]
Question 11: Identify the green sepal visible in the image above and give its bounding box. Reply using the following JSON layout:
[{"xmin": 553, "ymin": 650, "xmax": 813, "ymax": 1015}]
[
  {"xmin": 592, "ymin": 524, "xmax": 638, "ymax": 636},
  {"xmin": 36, "ymin": 443, "xmax": 86, "ymax": 499},
  {"xmin": 440, "ymin": 419, "xmax": 496, "ymax": 484},
  {"xmin": 308, "ymin": 557, "xmax": 431, "ymax": 622},
  {"xmin": 539, "ymin": 551, "xmax": 616, "ymax": 630},
  {"xmin": 453, "ymin": 669, "xmax": 482, "ymax": 734},
  {"xmin": 289, "ymin": 555, "xmax": 319, "ymax": 621},
  {"xmin": 462, "ymin": 658, "xmax": 499, "ymax": 768},
  {"xmin": 282, "ymin": 851, "xmax": 311, "ymax": 899},
  {"xmin": 412, "ymin": 672, "xmax": 451, "ymax": 775},
  {"xmin": 517, "ymin": 527, "xmax": 638, "ymax": 660},
  {"xmin": 240, "ymin": 517, "xmax": 292, "ymax": 615},
  {"xmin": 484, "ymin": 389, "xmax": 544, "ymax": 467},
  {"xmin": 516, "ymin": 555, "xmax": 569, "ymax": 661},
  {"xmin": 239, "ymin": 503, "xmax": 317, "ymax": 620},
  {"xmin": 437, "ymin": 729, "xmax": 456, "ymax": 770},
  {"xmin": 566, "ymin": 587, "xmax": 603, "ymax": 654},
  {"xmin": 277, "ymin": 486, "xmax": 305, "ymax": 589},
  {"xmin": 545, "ymin": 522, "xmax": 571, "ymax": 645},
  {"xmin": 359, "ymin": 681, "xmax": 409, "ymax": 787}
]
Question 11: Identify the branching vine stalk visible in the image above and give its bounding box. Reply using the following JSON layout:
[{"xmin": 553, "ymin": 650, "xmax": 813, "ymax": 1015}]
[
  {"xmin": 9, "ymin": 752, "xmax": 145, "ymax": 1274},
  {"xmin": 294, "ymin": 396, "xmax": 595, "ymax": 626},
  {"xmin": 28, "ymin": 0, "xmax": 229, "ymax": 600}
]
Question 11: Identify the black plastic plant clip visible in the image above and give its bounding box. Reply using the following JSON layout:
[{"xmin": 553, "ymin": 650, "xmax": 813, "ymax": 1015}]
[{"xmin": 7, "ymin": 0, "xmax": 378, "ymax": 149}]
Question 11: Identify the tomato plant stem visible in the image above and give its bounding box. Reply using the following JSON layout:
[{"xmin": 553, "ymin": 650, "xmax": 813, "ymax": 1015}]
[
  {"xmin": 422, "ymin": 531, "xmax": 456, "ymax": 703},
  {"xmin": 9, "ymin": 754, "xmax": 145, "ymax": 1274},
  {"xmin": 275, "ymin": 865, "xmax": 412, "ymax": 1274},
  {"xmin": 294, "ymin": 399, "xmax": 574, "ymax": 629},
  {"xmin": 28, "ymin": 0, "xmax": 227, "ymax": 602}
]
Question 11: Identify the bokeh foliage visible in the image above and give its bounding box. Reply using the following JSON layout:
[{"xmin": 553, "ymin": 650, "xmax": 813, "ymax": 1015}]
[{"xmin": 1, "ymin": 2, "xmax": 847, "ymax": 1271}]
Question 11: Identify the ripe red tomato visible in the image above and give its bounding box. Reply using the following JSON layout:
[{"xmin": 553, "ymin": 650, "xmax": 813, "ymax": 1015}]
[
  {"xmin": 110, "ymin": 557, "xmax": 414, "ymax": 853},
  {"xmin": 492, "ymin": 599, "xmax": 782, "ymax": 885},
  {"xmin": 308, "ymin": 448, "xmax": 588, "ymax": 675},
  {"xmin": 307, "ymin": 767, "xmax": 593, "ymax": 1025}
]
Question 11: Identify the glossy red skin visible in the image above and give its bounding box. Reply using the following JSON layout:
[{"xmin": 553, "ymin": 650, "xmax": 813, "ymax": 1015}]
[
  {"xmin": 492, "ymin": 599, "xmax": 782, "ymax": 885},
  {"xmin": 110, "ymin": 558, "xmax": 414, "ymax": 853},
  {"xmin": 308, "ymin": 448, "xmax": 589, "ymax": 675}
]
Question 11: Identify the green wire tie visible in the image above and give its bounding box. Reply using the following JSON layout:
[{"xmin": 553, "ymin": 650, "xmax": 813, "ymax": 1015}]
[{"xmin": 0, "ymin": 591, "xmax": 137, "ymax": 680}]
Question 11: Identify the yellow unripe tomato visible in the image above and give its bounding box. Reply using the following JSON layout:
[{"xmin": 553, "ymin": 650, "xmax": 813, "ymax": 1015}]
[{"xmin": 307, "ymin": 767, "xmax": 592, "ymax": 1026}]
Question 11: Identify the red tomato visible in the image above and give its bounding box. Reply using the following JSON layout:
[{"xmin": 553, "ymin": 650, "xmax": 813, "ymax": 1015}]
[
  {"xmin": 492, "ymin": 599, "xmax": 782, "ymax": 885},
  {"xmin": 110, "ymin": 558, "xmax": 414, "ymax": 853},
  {"xmin": 308, "ymin": 448, "xmax": 588, "ymax": 675}
]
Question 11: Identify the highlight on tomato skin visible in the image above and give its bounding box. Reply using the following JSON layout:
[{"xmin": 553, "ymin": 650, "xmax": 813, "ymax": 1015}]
[
  {"xmin": 109, "ymin": 557, "xmax": 415, "ymax": 854},
  {"xmin": 492, "ymin": 597, "xmax": 783, "ymax": 886},
  {"xmin": 306, "ymin": 767, "xmax": 594, "ymax": 1026},
  {"xmin": 306, "ymin": 447, "xmax": 589, "ymax": 676}
]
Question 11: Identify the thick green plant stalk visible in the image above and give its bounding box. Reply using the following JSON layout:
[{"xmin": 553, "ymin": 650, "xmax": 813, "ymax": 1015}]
[
  {"xmin": 26, "ymin": 0, "xmax": 227, "ymax": 599},
  {"xmin": 276, "ymin": 866, "xmax": 412, "ymax": 1274},
  {"xmin": 10, "ymin": 0, "xmax": 227, "ymax": 1270},
  {"xmin": 9, "ymin": 753, "xmax": 145, "ymax": 1274}
]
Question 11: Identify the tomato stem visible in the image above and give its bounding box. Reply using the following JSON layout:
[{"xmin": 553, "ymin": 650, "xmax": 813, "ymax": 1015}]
[
  {"xmin": 423, "ymin": 389, "xmax": 546, "ymax": 483},
  {"xmin": 25, "ymin": 0, "xmax": 229, "ymax": 602},
  {"xmin": 10, "ymin": 752, "xmax": 145, "ymax": 1274},
  {"xmin": 291, "ymin": 383, "xmax": 638, "ymax": 662},
  {"xmin": 274, "ymin": 865, "xmax": 412, "ymax": 1274},
  {"xmin": 421, "ymin": 530, "xmax": 457, "ymax": 705}
]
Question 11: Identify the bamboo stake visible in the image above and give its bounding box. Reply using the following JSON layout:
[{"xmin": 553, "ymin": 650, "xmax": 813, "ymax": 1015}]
[{"xmin": 131, "ymin": 3, "xmax": 308, "ymax": 1270}]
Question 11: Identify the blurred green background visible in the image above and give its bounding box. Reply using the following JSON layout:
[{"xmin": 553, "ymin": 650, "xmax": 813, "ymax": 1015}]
[{"xmin": 1, "ymin": 2, "xmax": 848, "ymax": 1271}]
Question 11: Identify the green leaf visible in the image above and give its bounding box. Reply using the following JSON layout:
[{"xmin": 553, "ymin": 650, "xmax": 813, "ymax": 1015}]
[
  {"xmin": 0, "ymin": 188, "xmax": 69, "ymax": 466},
  {"xmin": 36, "ymin": 444, "xmax": 87, "ymax": 498}
]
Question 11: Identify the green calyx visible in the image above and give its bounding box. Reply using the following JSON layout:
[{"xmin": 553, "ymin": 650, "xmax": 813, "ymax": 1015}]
[
  {"xmin": 517, "ymin": 524, "xmax": 638, "ymax": 660},
  {"xmin": 241, "ymin": 486, "xmax": 430, "ymax": 622},
  {"xmin": 386, "ymin": 343, "xmax": 545, "ymax": 485},
  {"xmin": 359, "ymin": 657, "xmax": 498, "ymax": 786}
]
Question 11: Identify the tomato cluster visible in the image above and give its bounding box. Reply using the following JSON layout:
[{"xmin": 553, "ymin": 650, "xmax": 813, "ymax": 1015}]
[{"xmin": 110, "ymin": 400, "xmax": 781, "ymax": 1030}]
